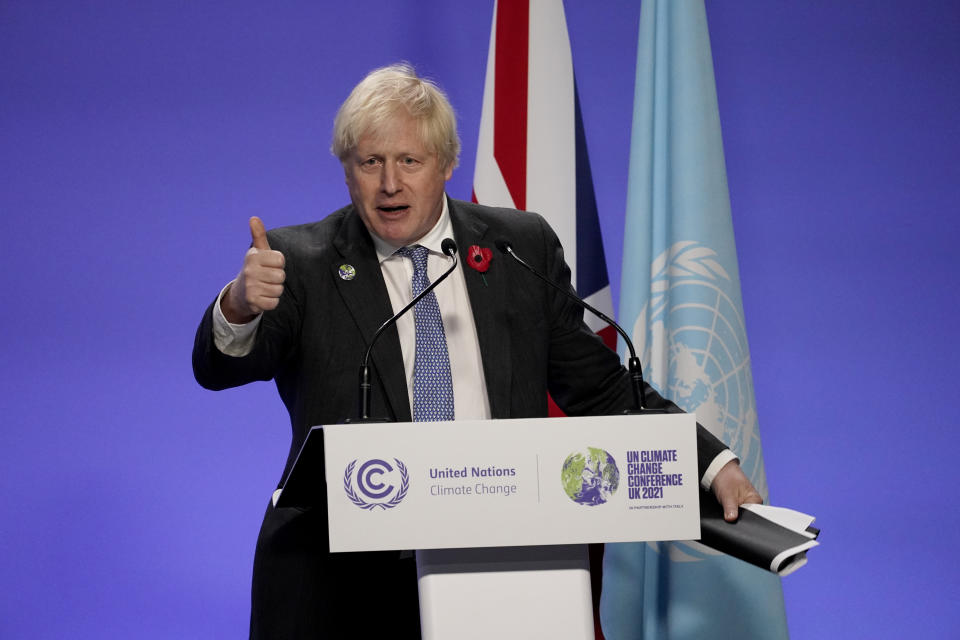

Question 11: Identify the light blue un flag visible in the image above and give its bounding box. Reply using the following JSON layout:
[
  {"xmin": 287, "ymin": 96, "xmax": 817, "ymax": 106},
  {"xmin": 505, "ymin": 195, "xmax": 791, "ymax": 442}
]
[{"xmin": 600, "ymin": 2, "xmax": 790, "ymax": 638}]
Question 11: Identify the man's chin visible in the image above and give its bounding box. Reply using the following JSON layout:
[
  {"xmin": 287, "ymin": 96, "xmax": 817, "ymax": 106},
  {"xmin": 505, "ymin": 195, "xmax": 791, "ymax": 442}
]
[{"xmin": 373, "ymin": 224, "xmax": 417, "ymax": 248}]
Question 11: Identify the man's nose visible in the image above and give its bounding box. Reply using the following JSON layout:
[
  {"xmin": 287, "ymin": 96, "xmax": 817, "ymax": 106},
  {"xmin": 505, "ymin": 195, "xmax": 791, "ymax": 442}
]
[{"xmin": 380, "ymin": 162, "xmax": 400, "ymax": 194}]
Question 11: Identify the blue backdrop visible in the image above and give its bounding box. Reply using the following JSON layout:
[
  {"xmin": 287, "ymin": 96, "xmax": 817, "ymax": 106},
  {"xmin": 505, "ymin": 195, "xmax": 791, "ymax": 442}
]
[{"xmin": 2, "ymin": 1, "xmax": 957, "ymax": 638}]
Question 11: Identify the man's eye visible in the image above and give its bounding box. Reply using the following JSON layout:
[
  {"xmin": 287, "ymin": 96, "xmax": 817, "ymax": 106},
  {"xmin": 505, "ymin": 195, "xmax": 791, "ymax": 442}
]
[{"xmin": 401, "ymin": 157, "xmax": 419, "ymax": 167}]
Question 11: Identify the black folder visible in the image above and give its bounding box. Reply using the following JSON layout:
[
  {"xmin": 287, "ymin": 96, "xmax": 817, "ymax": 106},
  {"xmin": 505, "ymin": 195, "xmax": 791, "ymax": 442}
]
[{"xmin": 697, "ymin": 490, "xmax": 820, "ymax": 575}]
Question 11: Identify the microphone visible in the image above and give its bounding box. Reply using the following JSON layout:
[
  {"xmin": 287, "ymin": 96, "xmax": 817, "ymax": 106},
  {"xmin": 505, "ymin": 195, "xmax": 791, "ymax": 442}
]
[
  {"xmin": 354, "ymin": 238, "xmax": 459, "ymax": 421},
  {"xmin": 494, "ymin": 238, "xmax": 653, "ymax": 413}
]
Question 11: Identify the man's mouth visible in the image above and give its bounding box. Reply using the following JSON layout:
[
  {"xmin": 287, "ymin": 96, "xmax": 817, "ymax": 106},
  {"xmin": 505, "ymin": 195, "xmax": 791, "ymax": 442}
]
[{"xmin": 377, "ymin": 205, "xmax": 409, "ymax": 213}]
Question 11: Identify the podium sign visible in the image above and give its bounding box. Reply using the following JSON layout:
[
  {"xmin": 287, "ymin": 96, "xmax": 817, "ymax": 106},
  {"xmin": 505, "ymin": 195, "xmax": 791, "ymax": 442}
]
[{"xmin": 323, "ymin": 413, "xmax": 700, "ymax": 552}]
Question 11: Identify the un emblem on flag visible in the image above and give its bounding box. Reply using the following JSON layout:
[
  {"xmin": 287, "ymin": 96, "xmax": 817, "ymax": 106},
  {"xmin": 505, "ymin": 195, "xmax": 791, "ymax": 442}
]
[{"xmin": 632, "ymin": 241, "xmax": 766, "ymax": 498}]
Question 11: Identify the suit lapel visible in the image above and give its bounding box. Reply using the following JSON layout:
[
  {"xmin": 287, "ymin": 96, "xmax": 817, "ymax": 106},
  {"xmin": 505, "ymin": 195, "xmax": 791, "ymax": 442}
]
[
  {"xmin": 450, "ymin": 200, "xmax": 513, "ymax": 418},
  {"xmin": 330, "ymin": 210, "xmax": 411, "ymax": 422}
]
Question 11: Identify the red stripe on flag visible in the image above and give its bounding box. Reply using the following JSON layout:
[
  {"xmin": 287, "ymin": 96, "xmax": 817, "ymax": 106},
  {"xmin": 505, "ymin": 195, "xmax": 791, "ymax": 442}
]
[
  {"xmin": 596, "ymin": 325, "xmax": 618, "ymax": 352},
  {"xmin": 493, "ymin": 0, "xmax": 528, "ymax": 211}
]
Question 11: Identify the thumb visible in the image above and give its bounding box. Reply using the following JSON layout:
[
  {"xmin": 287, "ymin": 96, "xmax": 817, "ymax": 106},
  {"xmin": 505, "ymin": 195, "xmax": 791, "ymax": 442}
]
[
  {"xmin": 249, "ymin": 216, "xmax": 271, "ymax": 250},
  {"xmin": 722, "ymin": 494, "xmax": 741, "ymax": 522}
]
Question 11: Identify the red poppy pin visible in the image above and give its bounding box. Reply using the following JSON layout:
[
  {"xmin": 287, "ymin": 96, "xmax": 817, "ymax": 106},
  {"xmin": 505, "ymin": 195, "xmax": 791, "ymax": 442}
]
[{"xmin": 466, "ymin": 244, "xmax": 493, "ymax": 285}]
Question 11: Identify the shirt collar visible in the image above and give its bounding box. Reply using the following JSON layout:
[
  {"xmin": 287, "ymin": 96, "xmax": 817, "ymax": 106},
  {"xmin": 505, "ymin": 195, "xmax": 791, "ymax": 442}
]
[{"xmin": 370, "ymin": 195, "xmax": 453, "ymax": 264}]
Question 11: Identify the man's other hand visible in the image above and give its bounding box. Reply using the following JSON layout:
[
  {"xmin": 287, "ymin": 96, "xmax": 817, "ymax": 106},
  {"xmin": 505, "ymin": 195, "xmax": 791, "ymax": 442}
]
[
  {"xmin": 711, "ymin": 460, "xmax": 763, "ymax": 522},
  {"xmin": 221, "ymin": 217, "xmax": 286, "ymax": 324}
]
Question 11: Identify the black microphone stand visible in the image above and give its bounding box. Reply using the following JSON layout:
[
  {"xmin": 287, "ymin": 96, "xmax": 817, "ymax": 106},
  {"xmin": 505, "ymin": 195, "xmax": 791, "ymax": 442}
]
[{"xmin": 495, "ymin": 239, "xmax": 662, "ymax": 414}]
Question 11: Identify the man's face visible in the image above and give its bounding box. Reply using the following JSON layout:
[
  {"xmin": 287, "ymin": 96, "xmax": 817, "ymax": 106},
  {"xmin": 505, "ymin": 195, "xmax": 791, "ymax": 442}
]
[{"xmin": 344, "ymin": 112, "xmax": 453, "ymax": 247}]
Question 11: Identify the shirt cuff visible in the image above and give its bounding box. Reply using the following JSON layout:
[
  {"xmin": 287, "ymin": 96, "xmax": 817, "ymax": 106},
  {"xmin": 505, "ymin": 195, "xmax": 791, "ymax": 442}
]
[
  {"xmin": 700, "ymin": 449, "xmax": 739, "ymax": 490},
  {"xmin": 212, "ymin": 281, "xmax": 262, "ymax": 357}
]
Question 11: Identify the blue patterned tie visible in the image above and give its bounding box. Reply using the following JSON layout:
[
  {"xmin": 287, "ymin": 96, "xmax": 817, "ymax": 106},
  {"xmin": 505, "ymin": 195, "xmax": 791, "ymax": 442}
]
[{"xmin": 396, "ymin": 245, "xmax": 455, "ymax": 421}]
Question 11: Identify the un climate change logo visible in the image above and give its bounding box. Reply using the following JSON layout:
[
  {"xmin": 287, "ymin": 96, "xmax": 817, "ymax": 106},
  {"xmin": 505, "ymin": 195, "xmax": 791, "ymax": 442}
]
[
  {"xmin": 344, "ymin": 458, "xmax": 409, "ymax": 510},
  {"xmin": 561, "ymin": 448, "xmax": 619, "ymax": 506}
]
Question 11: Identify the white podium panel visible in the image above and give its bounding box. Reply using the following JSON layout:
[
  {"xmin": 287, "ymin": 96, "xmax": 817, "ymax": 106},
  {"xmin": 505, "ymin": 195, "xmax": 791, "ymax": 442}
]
[
  {"xmin": 416, "ymin": 545, "xmax": 594, "ymax": 640},
  {"xmin": 323, "ymin": 413, "xmax": 700, "ymax": 552},
  {"xmin": 319, "ymin": 413, "xmax": 700, "ymax": 640}
]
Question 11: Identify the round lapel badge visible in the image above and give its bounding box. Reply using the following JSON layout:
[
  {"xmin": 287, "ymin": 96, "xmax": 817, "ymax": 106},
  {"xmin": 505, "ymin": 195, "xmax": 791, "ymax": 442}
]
[{"xmin": 338, "ymin": 264, "xmax": 356, "ymax": 281}]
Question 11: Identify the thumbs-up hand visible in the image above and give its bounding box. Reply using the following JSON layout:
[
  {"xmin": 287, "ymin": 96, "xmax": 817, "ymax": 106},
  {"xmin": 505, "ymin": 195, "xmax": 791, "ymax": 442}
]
[
  {"xmin": 221, "ymin": 217, "xmax": 286, "ymax": 324},
  {"xmin": 249, "ymin": 215, "xmax": 272, "ymax": 251}
]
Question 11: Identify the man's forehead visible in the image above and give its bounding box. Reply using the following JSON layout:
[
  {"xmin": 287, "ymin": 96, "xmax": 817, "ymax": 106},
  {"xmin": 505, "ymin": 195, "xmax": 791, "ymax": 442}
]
[{"xmin": 355, "ymin": 121, "xmax": 434, "ymax": 155}]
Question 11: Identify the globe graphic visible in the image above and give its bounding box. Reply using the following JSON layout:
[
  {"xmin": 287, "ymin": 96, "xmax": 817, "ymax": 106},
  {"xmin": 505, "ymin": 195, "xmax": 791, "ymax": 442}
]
[{"xmin": 561, "ymin": 448, "xmax": 619, "ymax": 506}]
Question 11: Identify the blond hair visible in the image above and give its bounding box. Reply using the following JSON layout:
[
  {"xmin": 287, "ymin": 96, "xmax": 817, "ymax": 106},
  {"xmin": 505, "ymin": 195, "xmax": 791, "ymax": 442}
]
[{"xmin": 331, "ymin": 63, "xmax": 460, "ymax": 171}]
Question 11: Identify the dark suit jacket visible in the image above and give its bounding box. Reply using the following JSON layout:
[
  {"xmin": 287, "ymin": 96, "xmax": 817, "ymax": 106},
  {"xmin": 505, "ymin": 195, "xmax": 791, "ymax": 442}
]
[{"xmin": 193, "ymin": 198, "xmax": 727, "ymax": 638}]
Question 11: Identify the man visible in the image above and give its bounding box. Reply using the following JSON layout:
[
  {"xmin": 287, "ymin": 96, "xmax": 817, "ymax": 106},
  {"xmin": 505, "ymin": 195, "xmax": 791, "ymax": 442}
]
[{"xmin": 193, "ymin": 63, "xmax": 760, "ymax": 639}]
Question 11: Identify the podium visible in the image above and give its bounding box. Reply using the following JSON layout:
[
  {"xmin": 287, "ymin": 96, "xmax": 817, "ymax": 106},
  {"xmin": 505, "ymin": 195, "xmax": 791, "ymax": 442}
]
[{"xmin": 284, "ymin": 413, "xmax": 700, "ymax": 639}]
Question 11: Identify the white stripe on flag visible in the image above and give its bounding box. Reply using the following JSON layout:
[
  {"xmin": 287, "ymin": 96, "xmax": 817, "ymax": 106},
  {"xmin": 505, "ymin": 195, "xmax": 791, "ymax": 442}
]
[{"xmin": 526, "ymin": 0, "xmax": 577, "ymax": 286}]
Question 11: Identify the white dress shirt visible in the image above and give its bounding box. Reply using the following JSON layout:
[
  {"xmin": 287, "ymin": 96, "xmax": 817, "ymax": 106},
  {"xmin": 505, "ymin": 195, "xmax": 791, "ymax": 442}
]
[{"xmin": 368, "ymin": 198, "xmax": 491, "ymax": 421}]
